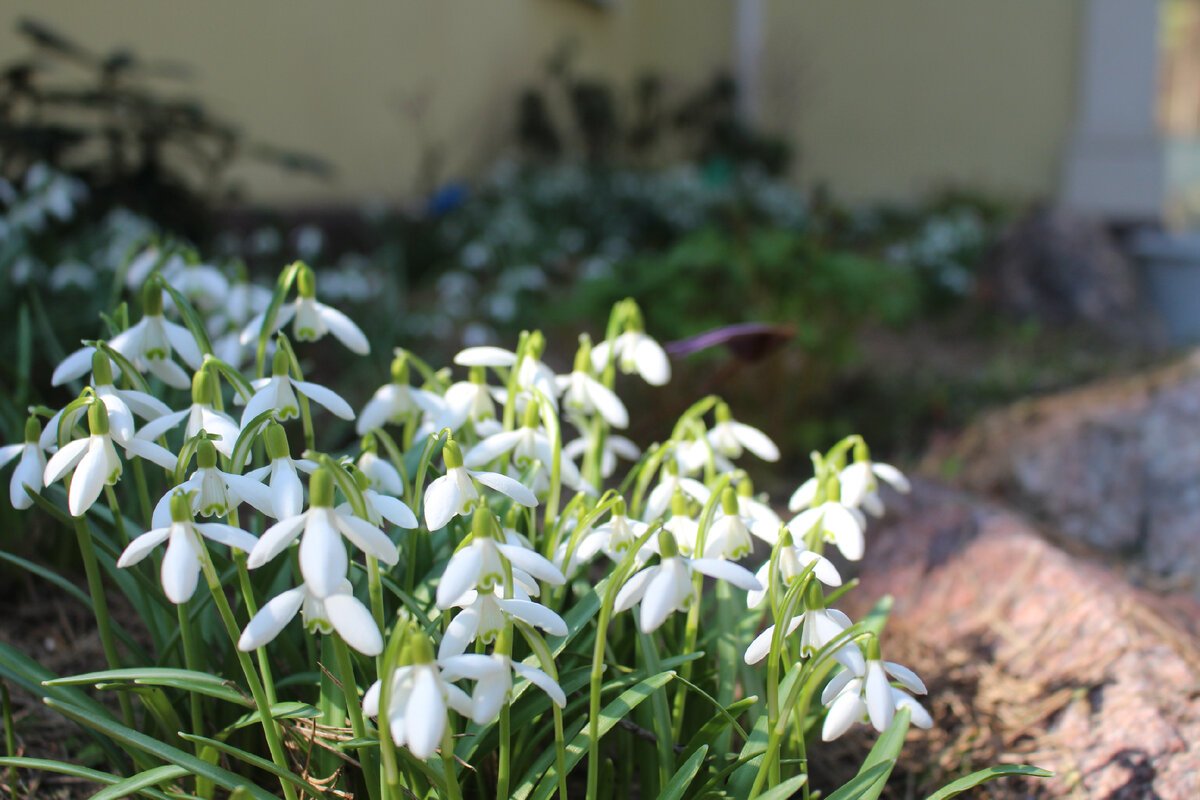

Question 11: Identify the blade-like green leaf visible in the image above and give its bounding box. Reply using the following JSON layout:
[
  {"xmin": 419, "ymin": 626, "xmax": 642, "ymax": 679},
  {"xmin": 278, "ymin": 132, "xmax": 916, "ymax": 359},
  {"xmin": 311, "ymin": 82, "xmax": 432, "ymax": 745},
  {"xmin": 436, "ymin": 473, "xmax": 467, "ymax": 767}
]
[
  {"xmin": 757, "ymin": 772, "xmax": 808, "ymax": 800},
  {"xmin": 159, "ymin": 280, "xmax": 215, "ymax": 357},
  {"xmin": 90, "ymin": 764, "xmax": 190, "ymax": 800},
  {"xmin": 44, "ymin": 698, "xmax": 279, "ymax": 800},
  {"xmin": 824, "ymin": 760, "xmax": 896, "ymax": 800},
  {"xmin": 46, "ymin": 668, "xmax": 249, "ymax": 707},
  {"xmin": 516, "ymin": 670, "xmax": 676, "ymax": 800},
  {"xmin": 223, "ymin": 700, "xmax": 321, "ymax": 733},
  {"xmin": 680, "ymin": 695, "xmax": 758, "ymax": 765},
  {"xmin": 0, "ymin": 758, "xmax": 176, "ymax": 800},
  {"xmin": 659, "ymin": 744, "xmax": 708, "ymax": 800},
  {"xmin": 923, "ymin": 765, "xmax": 1053, "ymax": 800},
  {"xmin": 178, "ymin": 733, "xmax": 326, "ymax": 796}
]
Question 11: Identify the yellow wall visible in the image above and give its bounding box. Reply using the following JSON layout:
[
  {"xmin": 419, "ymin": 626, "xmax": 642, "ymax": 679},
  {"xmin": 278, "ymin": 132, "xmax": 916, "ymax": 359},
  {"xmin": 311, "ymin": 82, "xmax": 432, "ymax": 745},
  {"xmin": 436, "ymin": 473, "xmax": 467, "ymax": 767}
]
[
  {"xmin": 1, "ymin": 1, "xmax": 1081, "ymax": 206},
  {"xmin": 0, "ymin": 1, "xmax": 732, "ymax": 205},
  {"xmin": 763, "ymin": 1, "xmax": 1081, "ymax": 203}
]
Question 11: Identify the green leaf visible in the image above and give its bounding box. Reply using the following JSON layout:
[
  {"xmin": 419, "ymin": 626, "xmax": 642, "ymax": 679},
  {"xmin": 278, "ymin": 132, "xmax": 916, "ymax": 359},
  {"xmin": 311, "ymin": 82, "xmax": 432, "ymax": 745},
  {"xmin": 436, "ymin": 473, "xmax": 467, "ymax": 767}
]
[
  {"xmin": 757, "ymin": 773, "xmax": 808, "ymax": 800},
  {"xmin": 91, "ymin": 765, "xmax": 191, "ymax": 800},
  {"xmin": 45, "ymin": 668, "xmax": 250, "ymax": 707},
  {"xmin": 158, "ymin": 279, "xmax": 215, "ymax": 357},
  {"xmin": 861, "ymin": 706, "xmax": 911, "ymax": 777},
  {"xmin": 680, "ymin": 695, "xmax": 758, "ymax": 764},
  {"xmin": 178, "ymin": 733, "xmax": 326, "ymax": 795},
  {"xmin": 823, "ymin": 760, "xmax": 896, "ymax": 800},
  {"xmin": 0, "ymin": 758, "xmax": 176, "ymax": 800},
  {"xmin": 43, "ymin": 698, "xmax": 279, "ymax": 800},
  {"xmin": 659, "ymin": 744, "xmax": 708, "ymax": 800},
  {"xmin": 922, "ymin": 765, "xmax": 1053, "ymax": 800},
  {"xmin": 223, "ymin": 700, "xmax": 321, "ymax": 733},
  {"xmin": 516, "ymin": 670, "xmax": 676, "ymax": 800}
]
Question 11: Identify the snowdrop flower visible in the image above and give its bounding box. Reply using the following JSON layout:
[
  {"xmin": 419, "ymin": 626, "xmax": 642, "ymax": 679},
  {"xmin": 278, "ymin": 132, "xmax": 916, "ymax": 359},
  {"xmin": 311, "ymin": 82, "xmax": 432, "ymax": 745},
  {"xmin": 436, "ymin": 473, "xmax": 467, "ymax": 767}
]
[
  {"xmin": 839, "ymin": 458, "xmax": 911, "ymax": 517},
  {"xmin": 337, "ymin": 465, "xmax": 417, "ymax": 531},
  {"xmin": 788, "ymin": 477, "xmax": 818, "ymax": 513},
  {"xmin": 704, "ymin": 489, "xmax": 766, "ymax": 560},
  {"xmin": 663, "ymin": 492, "xmax": 701, "ymax": 556},
  {"xmin": 788, "ymin": 500, "xmax": 867, "ymax": 561},
  {"xmin": 239, "ymin": 262, "xmax": 370, "ymax": 354},
  {"xmin": 247, "ymin": 468, "xmax": 399, "ymax": 598},
  {"xmin": 164, "ymin": 261, "xmax": 229, "ymax": 314},
  {"xmin": 743, "ymin": 599, "xmax": 863, "ymax": 673},
  {"xmin": 733, "ymin": 478, "xmax": 783, "ymax": 530},
  {"xmin": 455, "ymin": 331, "xmax": 559, "ymax": 409},
  {"xmin": 556, "ymin": 498, "xmax": 651, "ymax": 574},
  {"xmin": 746, "ymin": 530, "xmax": 841, "ymax": 608},
  {"xmin": 0, "ymin": 416, "xmax": 47, "ymax": 509},
  {"xmin": 562, "ymin": 429, "xmax": 640, "ymax": 480},
  {"xmin": 118, "ymin": 490, "xmax": 258, "ymax": 604},
  {"xmin": 134, "ymin": 368, "xmax": 239, "ymax": 457},
  {"xmin": 240, "ymin": 423, "xmax": 317, "ymax": 520},
  {"xmin": 821, "ymin": 648, "xmax": 930, "ymax": 740},
  {"xmin": 87, "ymin": 352, "xmax": 174, "ymax": 444},
  {"xmin": 645, "ymin": 459, "xmax": 710, "ymax": 522},
  {"xmin": 151, "ymin": 440, "xmax": 274, "ymax": 527},
  {"xmin": 706, "ymin": 402, "xmax": 780, "ymax": 464},
  {"xmin": 435, "ymin": 510, "xmax": 564, "ymax": 609},
  {"xmin": 557, "ymin": 337, "xmax": 628, "ymax": 428},
  {"xmin": 438, "ymin": 582, "xmax": 567, "ymax": 659},
  {"xmin": 238, "ymin": 578, "xmax": 381, "ymax": 656},
  {"xmin": 240, "ymin": 348, "xmax": 355, "ymax": 430},
  {"xmin": 423, "ymin": 439, "xmax": 538, "ymax": 531},
  {"xmin": 363, "ymin": 633, "xmax": 499, "ymax": 758},
  {"xmin": 53, "ymin": 281, "xmax": 203, "ymax": 390},
  {"xmin": 356, "ymin": 352, "xmax": 443, "ymax": 436},
  {"xmin": 591, "ymin": 328, "xmax": 671, "ymax": 386},
  {"xmin": 615, "ymin": 531, "xmax": 761, "ymax": 634},
  {"xmin": 430, "ymin": 367, "xmax": 497, "ymax": 434},
  {"xmin": 441, "ymin": 651, "xmax": 566, "ymax": 726},
  {"xmin": 44, "ymin": 401, "xmax": 177, "ymax": 517},
  {"xmin": 464, "ymin": 402, "xmax": 594, "ymax": 497}
]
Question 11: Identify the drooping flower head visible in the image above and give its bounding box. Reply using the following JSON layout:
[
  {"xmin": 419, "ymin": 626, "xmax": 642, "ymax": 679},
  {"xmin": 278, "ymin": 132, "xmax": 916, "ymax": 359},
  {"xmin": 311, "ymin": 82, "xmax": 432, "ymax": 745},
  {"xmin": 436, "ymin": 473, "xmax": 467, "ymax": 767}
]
[{"xmin": 0, "ymin": 415, "xmax": 47, "ymax": 510}]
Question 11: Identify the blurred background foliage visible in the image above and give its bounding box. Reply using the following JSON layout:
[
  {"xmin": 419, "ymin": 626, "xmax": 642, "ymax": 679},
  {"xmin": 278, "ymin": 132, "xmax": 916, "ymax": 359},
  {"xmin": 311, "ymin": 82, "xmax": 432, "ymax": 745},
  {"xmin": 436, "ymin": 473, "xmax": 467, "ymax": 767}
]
[{"xmin": 3, "ymin": 17, "xmax": 1144, "ymax": 495}]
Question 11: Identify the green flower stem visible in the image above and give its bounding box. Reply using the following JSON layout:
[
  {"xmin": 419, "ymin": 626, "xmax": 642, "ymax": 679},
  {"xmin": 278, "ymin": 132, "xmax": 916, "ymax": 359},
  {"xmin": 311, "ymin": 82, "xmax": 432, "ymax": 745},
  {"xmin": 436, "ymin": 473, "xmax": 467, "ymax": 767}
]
[
  {"xmin": 197, "ymin": 542, "xmax": 298, "ymax": 800},
  {"xmin": 73, "ymin": 517, "xmax": 135, "ymax": 730},
  {"xmin": 332, "ymin": 635, "xmax": 380, "ymax": 800},
  {"xmin": 366, "ymin": 555, "xmax": 385, "ymax": 631},
  {"xmin": 233, "ymin": 554, "xmax": 278, "ymax": 707},
  {"xmin": 129, "ymin": 458, "xmax": 153, "ymax": 531},
  {"xmin": 2, "ymin": 682, "xmax": 15, "ymax": 800},
  {"xmin": 496, "ymin": 561, "xmax": 516, "ymax": 800},
  {"xmin": 638, "ymin": 631, "xmax": 674, "ymax": 793},
  {"xmin": 440, "ymin": 720, "xmax": 463, "ymax": 800},
  {"xmin": 176, "ymin": 602, "xmax": 211, "ymax": 798},
  {"xmin": 103, "ymin": 486, "xmax": 130, "ymax": 545}
]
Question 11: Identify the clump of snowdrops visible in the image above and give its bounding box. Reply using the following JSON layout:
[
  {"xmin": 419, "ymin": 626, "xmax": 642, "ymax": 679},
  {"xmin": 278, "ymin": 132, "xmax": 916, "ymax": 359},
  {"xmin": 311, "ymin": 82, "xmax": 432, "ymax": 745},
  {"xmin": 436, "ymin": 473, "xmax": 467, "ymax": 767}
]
[{"xmin": 0, "ymin": 256, "xmax": 1047, "ymax": 799}]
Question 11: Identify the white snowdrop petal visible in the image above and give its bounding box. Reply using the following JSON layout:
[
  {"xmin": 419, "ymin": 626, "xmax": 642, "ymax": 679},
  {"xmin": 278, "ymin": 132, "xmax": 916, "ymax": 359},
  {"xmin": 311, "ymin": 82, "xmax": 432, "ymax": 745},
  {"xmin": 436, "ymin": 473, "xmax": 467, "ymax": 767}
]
[
  {"xmin": 316, "ymin": 304, "xmax": 370, "ymax": 355},
  {"xmin": 865, "ymin": 662, "xmax": 894, "ymax": 732},
  {"xmin": 134, "ymin": 409, "xmax": 188, "ymax": 442},
  {"xmin": 470, "ymin": 671, "xmax": 509, "ymax": 724},
  {"xmin": 240, "ymin": 387, "xmax": 279, "ymax": 431},
  {"xmin": 633, "ymin": 336, "xmax": 670, "ymax": 385},
  {"xmin": 122, "ymin": 437, "xmax": 179, "ymax": 471},
  {"xmin": 161, "ymin": 526, "xmax": 201, "ymax": 604},
  {"xmin": 498, "ymin": 598, "xmax": 567, "ymax": 636},
  {"xmin": 437, "ymin": 546, "xmax": 484, "ymax": 609},
  {"xmin": 335, "ymin": 513, "xmax": 399, "ymax": 564},
  {"xmin": 497, "ymin": 544, "xmax": 565, "ymax": 586},
  {"xmin": 293, "ymin": 380, "xmax": 355, "ymax": 420},
  {"xmin": 744, "ymin": 625, "xmax": 776, "ymax": 665},
  {"xmin": 454, "ymin": 346, "xmax": 516, "ymax": 368},
  {"xmin": 356, "ymin": 389, "xmax": 394, "ymax": 435},
  {"xmin": 797, "ymin": 551, "xmax": 842, "ymax": 587},
  {"xmin": 822, "ymin": 504, "xmax": 865, "ymax": 561},
  {"xmin": 822, "ymin": 688, "xmax": 864, "ymax": 742},
  {"xmin": 403, "ymin": 667, "xmax": 446, "ymax": 758},
  {"xmin": 873, "ymin": 463, "xmax": 911, "ymax": 493},
  {"xmin": 325, "ymin": 594, "xmax": 383, "ymax": 656},
  {"xmin": 746, "ymin": 562, "xmax": 771, "ymax": 609},
  {"xmin": 821, "ymin": 669, "xmax": 857, "ymax": 706},
  {"xmin": 788, "ymin": 478, "xmax": 818, "ymax": 512},
  {"xmin": 471, "ymin": 470, "xmax": 538, "ymax": 508},
  {"xmin": 511, "ymin": 661, "xmax": 566, "ymax": 708},
  {"xmin": 614, "ymin": 567, "xmax": 655, "ymax": 613},
  {"xmin": 164, "ymin": 321, "xmax": 204, "ymax": 370},
  {"xmin": 269, "ymin": 461, "xmax": 304, "ymax": 520},
  {"xmin": 438, "ymin": 606, "xmax": 480, "ymax": 660},
  {"xmin": 146, "ymin": 357, "xmax": 191, "ymax": 390},
  {"xmin": 43, "ymin": 438, "xmax": 90, "ymax": 485},
  {"xmin": 247, "ymin": 513, "xmax": 307, "ymax": 568},
  {"xmin": 222, "ymin": 472, "xmax": 275, "ymax": 517},
  {"xmin": 299, "ymin": 511, "xmax": 348, "ymax": 598},
  {"xmin": 585, "ymin": 378, "xmax": 629, "ymax": 428},
  {"xmin": 117, "ymin": 527, "xmax": 171, "ymax": 567},
  {"xmin": 639, "ymin": 566, "xmax": 681, "ymax": 633},
  {"xmin": 68, "ymin": 439, "xmax": 110, "ymax": 516},
  {"xmin": 892, "ymin": 689, "xmax": 933, "ymax": 729},
  {"xmin": 423, "ymin": 474, "xmax": 461, "ymax": 531},
  {"xmin": 372, "ymin": 493, "xmax": 417, "ymax": 529},
  {"xmin": 0, "ymin": 444, "xmax": 22, "ymax": 470},
  {"xmin": 238, "ymin": 586, "xmax": 306, "ymax": 651},
  {"xmin": 193, "ymin": 522, "xmax": 258, "ymax": 553},
  {"xmin": 11, "ymin": 447, "xmax": 44, "ymax": 509},
  {"xmin": 464, "ymin": 431, "xmax": 524, "ymax": 467},
  {"xmin": 884, "ymin": 661, "xmax": 927, "ymax": 695},
  {"xmin": 688, "ymin": 558, "xmax": 763, "ymax": 592},
  {"xmin": 52, "ymin": 346, "xmax": 96, "ymax": 386},
  {"xmin": 732, "ymin": 422, "xmax": 780, "ymax": 462}
]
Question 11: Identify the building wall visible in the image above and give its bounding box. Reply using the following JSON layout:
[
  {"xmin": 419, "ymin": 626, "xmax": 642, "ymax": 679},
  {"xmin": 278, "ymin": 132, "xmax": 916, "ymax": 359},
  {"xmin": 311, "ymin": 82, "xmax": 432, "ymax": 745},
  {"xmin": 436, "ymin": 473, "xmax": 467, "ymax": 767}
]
[
  {"xmin": 0, "ymin": 0, "xmax": 732, "ymax": 205},
  {"xmin": 1, "ymin": 1, "xmax": 1082, "ymax": 207},
  {"xmin": 762, "ymin": 1, "xmax": 1083, "ymax": 203}
]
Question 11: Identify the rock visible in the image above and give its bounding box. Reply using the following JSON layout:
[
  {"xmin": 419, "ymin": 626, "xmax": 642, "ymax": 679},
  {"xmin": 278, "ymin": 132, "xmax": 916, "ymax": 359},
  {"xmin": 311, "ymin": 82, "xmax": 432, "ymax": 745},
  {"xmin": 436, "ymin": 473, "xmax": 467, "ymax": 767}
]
[
  {"xmin": 920, "ymin": 349, "xmax": 1200, "ymax": 593},
  {"xmin": 978, "ymin": 208, "xmax": 1162, "ymax": 342},
  {"xmin": 840, "ymin": 482, "xmax": 1200, "ymax": 799}
]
